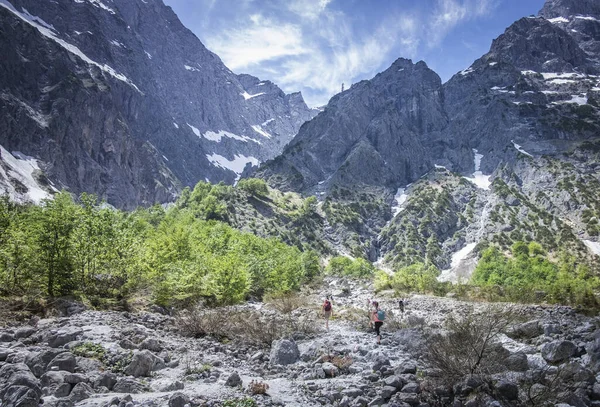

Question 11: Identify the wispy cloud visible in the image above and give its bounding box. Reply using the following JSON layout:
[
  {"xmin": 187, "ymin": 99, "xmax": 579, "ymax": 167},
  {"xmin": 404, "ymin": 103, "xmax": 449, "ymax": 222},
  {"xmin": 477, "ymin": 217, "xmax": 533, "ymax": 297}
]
[
  {"xmin": 194, "ymin": 0, "xmax": 499, "ymax": 106},
  {"xmin": 205, "ymin": 14, "xmax": 309, "ymax": 70},
  {"xmin": 428, "ymin": 0, "xmax": 496, "ymax": 45}
]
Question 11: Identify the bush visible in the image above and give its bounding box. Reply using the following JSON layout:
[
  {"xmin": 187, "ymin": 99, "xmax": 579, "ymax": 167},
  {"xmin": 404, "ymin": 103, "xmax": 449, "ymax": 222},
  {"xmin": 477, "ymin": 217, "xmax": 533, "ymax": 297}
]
[
  {"xmin": 177, "ymin": 306, "xmax": 317, "ymax": 346},
  {"xmin": 237, "ymin": 178, "xmax": 269, "ymax": 197},
  {"xmin": 247, "ymin": 380, "xmax": 269, "ymax": 395},
  {"xmin": 424, "ymin": 306, "xmax": 518, "ymax": 384},
  {"xmin": 326, "ymin": 256, "xmax": 375, "ymax": 278}
]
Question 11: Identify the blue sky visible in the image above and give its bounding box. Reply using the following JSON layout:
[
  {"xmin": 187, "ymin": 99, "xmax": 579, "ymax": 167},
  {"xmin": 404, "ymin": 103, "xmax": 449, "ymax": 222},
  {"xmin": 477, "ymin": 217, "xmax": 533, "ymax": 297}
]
[{"xmin": 164, "ymin": 0, "xmax": 546, "ymax": 107}]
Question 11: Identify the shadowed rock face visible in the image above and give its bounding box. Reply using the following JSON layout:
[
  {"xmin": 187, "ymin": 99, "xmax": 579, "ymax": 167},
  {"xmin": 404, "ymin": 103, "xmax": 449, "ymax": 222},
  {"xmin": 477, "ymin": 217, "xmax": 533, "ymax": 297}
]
[
  {"xmin": 256, "ymin": 59, "xmax": 452, "ymax": 194},
  {"xmin": 257, "ymin": 0, "xmax": 600, "ymax": 196},
  {"xmin": 0, "ymin": 0, "xmax": 316, "ymax": 208}
]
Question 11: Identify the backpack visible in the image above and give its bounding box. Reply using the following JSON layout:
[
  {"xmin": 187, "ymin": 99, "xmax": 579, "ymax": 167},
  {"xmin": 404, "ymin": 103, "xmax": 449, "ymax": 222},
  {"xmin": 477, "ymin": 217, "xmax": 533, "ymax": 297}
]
[
  {"xmin": 324, "ymin": 300, "xmax": 332, "ymax": 311},
  {"xmin": 377, "ymin": 309, "xmax": 386, "ymax": 321}
]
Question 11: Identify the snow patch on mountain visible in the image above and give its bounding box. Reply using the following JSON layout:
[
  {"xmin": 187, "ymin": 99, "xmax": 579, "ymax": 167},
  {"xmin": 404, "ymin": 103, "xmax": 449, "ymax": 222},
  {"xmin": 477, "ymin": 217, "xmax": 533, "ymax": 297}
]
[
  {"xmin": 438, "ymin": 242, "xmax": 477, "ymax": 283},
  {"xmin": 251, "ymin": 124, "xmax": 272, "ymax": 139},
  {"xmin": 0, "ymin": 0, "xmax": 140, "ymax": 92},
  {"xmin": 74, "ymin": 0, "xmax": 115, "ymax": 14},
  {"xmin": 241, "ymin": 91, "xmax": 265, "ymax": 100},
  {"xmin": 391, "ymin": 187, "xmax": 409, "ymax": 218},
  {"xmin": 512, "ymin": 140, "xmax": 533, "ymax": 157},
  {"xmin": 547, "ymin": 16, "xmax": 569, "ymax": 23},
  {"xmin": 0, "ymin": 145, "xmax": 53, "ymax": 204},
  {"xmin": 583, "ymin": 240, "xmax": 600, "ymax": 257},
  {"xmin": 206, "ymin": 153, "xmax": 259, "ymax": 178},
  {"xmin": 463, "ymin": 149, "xmax": 491, "ymax": 190},
  {"xmin": 202, "ymin": 130, "xmax": 260, "ymax": 144}
]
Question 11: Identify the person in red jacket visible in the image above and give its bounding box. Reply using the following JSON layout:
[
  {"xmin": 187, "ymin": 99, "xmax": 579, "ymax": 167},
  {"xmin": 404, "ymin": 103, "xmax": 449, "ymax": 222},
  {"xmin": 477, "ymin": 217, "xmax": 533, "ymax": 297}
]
[
  {"xmin": 370, "ymin": 301, "xmax": 383, "ymax": 344},
  {"xmin": 322, "ymin": 296, "xmax": 333, "ymax": 330}
]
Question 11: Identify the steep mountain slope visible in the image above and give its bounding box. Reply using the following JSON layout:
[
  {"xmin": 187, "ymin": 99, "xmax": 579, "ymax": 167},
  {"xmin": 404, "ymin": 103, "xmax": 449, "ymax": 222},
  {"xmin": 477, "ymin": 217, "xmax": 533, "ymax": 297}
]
[
  {"xmin": 0, "ymin": 0, "xmax": 316, "ymax": 208},
  {"xmin": 255, "ymin": 0, "xmax": 600, "ymax": 277}
]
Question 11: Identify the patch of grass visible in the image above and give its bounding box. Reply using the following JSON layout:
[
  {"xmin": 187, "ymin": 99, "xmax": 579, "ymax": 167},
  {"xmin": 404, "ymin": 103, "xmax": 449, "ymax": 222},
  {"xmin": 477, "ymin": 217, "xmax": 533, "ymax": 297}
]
[{"xmin": 71, "ymin": 342, "xmax": 106, "ymax": 360}]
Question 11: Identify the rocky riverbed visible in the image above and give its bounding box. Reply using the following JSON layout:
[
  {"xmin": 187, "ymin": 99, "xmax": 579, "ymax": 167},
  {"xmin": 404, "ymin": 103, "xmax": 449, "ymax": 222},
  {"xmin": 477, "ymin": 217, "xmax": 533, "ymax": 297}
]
[{"xmin": 1, "ymin": 279, "xmax": 600, "ymax": 407}]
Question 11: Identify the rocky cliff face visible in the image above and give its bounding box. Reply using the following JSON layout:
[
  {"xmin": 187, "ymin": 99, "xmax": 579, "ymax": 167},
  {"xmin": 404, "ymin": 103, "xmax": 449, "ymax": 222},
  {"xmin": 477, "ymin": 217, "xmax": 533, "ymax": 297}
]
[
  {"xmin": 0, "ymin": 0, "xmax": 316, "ymax": 208},
  {"xmin": 255, "ymin": 0, "xmax": 600, "ymax": 275}
]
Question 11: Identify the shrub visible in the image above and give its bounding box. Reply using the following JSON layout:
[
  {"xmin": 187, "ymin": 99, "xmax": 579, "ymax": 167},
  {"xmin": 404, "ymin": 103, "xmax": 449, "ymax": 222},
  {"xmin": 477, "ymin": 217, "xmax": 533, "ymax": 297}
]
[
  {"xmin": 177, "ymin": 307, "xmax": 317, "ymax": 346},
  {"xmin": 222, "ymin": 397, "xmax": 257, "ymax": 407},
  {"xmin": 237, "ymin": 178, "xmax": 269, "ymax": 197},
  {"xmin": 424, "ymin": 306, "xmax": 518, "ymax": 385},
  {"xmin": 247, "ymin": 380, "xmax": 269, "ymax": 395}
]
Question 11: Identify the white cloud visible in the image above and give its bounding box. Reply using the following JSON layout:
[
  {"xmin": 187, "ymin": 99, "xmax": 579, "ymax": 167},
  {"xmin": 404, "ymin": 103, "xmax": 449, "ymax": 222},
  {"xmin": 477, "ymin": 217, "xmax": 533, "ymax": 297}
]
[
  {"xmin": 288, "ymin": 0, "xmax": 332, "ymax": 20},
  {"xmin": 428, "ymin": 0, "xmax": 495, "ymax": 46},
  {"xmin": 197, "ymin": 0, "xmax": 497, "ymax": 106},
  {"xmin": 205, "ymin": 14, "xmax": 309, "ymax": 70}
]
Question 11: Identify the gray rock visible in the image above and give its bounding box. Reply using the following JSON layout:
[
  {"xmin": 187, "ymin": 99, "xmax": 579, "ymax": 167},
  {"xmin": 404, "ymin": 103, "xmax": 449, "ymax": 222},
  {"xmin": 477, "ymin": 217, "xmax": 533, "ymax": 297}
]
[
  {"xmin": 118, "ymin": 339, "xmax": 138, "ymax": 350},
  {"xmin": 368, "ymin": 396, "xmax": 385, "ymax": 407},
  {"xmin": 69, "ymin": 382, "xmax": 93, "ymax": 403},
  {"xmin": 139, "ymin": 338, "xmax": 163, "ymax": 352},
  {"xmin": 159, "ymin": 381, "xmax": 184, "ymax": 392},
  {"xmin": 401, "ymin": 382, "xmax": 420, "ymax": 394},
  {"xmin": 64, "ymin": 373, "xmax": 88, "ymax": 384},
  {"xmin": 47, "ymin": 353, "xmax": 77, "ymax": 373},
  {"xmin": 112, "ymin": 378, "xmax": 145, "ymax": 394},
  {"xmin": 321, "ymin": 362, "xmax": 339, "ymax": 378},
  {"xmin": 372, "ymin": 354, "xmax": 391, "ymax": 372},
  {"xmin": 225, "ymin": 371, "xmax": 242, "ymax": 387},
  {"xmin": 93, "ymin": 372, "xmax": 117, "ymax": 391},
  {"xmin": 269, "ymin": 339, "xmax": 300, "ymax": 366},
  {"xmin": 0, "ymin": 347, "xmax": 13, "ymax": 362},
  {"xmin": 123, "ymin": 350, "xmax": 164, "ymax": 377},
  {"xmin": 14, "ymin": 328, "xmax": 36, "ymax": 340},
  {"xmin": 54, "ymin": 382, "xmax": 72, "ymax": 398},
  {"xmin": 341, "ymin": 388, "xmax": 363, "ymax": 398},
  {"xmin": 541, "ymin": 340, "xmax": 577, "ymax": 363},
  {"xmin": 168, "ymin": 392, "xmax": 190, "ymax": 407},
  {"xmin": 496, "ymin": 381, "xmax": 518, "ymax": 401},
  {"xmin": 505, "ymin": 351, "xmax": 529, "ymax": 372},
  {"xmin": 384, "ymin": 375, "xmax": 406, "ymax": 389},
  {"xmin": 0, "ymin": 363, "xmax": 42, "ymax": 407},
  {"xmin": 48, "ymin": 332, "xmax": 81, "ymax": 348},
  {"xmin": 509, "ymin": 320, "xmax": 543, "ymax": 339},
  {"xmin": 380, "ymin": 385, "xmax": 398, "ymax": 399},
  {"xmin": 0, "ymin": 333, "xmax": 14, "ymax": 342}
]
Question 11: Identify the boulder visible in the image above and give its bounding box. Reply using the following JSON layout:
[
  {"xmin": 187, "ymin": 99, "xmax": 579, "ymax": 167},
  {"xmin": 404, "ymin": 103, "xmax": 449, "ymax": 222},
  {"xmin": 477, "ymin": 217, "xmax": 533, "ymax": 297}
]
[
  {"xmin": 269, "ymin": 339, "xmax": 300, "ymax": 366},
  {"xmin": 508, "ymin": 320, "xmax": 543, "ymax": 339},
  {"xmin": 14, "ymin": 328, "xmax": 36, "ymax": 340},
  {"xmin": 48, "ymin": 331, "xmax": 81, "ymax": 348},
  {"xmin": 372, "ymin": 354, "xmax": 391, "ymax": 372},
  {"xmin": 168, "ymin": 392, "xmax": 190, "ymax": 407},
  {"xmin": 225, "ymin": 372, "xmax": 242, "ymax": 387},
  {"xmin": 47, "ymin": 352, "xmax": 77, "ymax": 373},
  {"xmin": 505, "ymin": 352, "xmax": 529, "ymax": 372},
  {"xmin": 124, "ymin": 350, "xmax": 164, "ymax": 377},
  {"xmin": 0, "ymin": 332, "xmax": 14, "ymax": 342},
  {"xmin": 319, "ymin": 362, "xmax": 337, "ymax": 378},
  {"xmin": 112, "ymin": 378, "xmax": 145, "ymax": 394},
  {"xmin": 541, "ymin": 340, "xmax": 577, "ymax": 364},
  {"xmin": 93, "ymin": 372, "xmax": 117, "ymax": 391},
  {"xmin": 25, "ymin": 349, "xmax": 66, "ymax": 377},
  {"xmin": 139, "ymin": 338, "xmax": 163, "ymax": 352},
  {"xmin": 69, "ymin": 382, "xmax": 93, "ymax": 403},
  {"xmin": 496, "ymin": 381, "xmax": 519, "ymax": 401},
  {"xmin": 0, "ymin": 363, "xmax": 42, "ymax": 407}
]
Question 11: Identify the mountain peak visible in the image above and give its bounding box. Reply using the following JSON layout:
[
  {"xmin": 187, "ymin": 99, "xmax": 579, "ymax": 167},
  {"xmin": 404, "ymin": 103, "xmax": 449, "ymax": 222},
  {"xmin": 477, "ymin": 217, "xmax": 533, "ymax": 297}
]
[{"xmin": 539, "ymin": 0, "xmax": 600, "ymax": 19}]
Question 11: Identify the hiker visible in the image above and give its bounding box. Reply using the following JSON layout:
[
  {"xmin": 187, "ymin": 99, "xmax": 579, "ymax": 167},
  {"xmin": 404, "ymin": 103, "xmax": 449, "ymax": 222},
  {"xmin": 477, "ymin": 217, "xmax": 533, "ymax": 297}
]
[
  {"xmin": 371, "ymin": 301, "xmax": 385, "ymax": 344},
  {"xmin": 322, "ymin": 296, "xmax": 333, "ymax": 330},
  {"xmin": 398, "ymin": 298, "xmax": 405, "ymax": 314}
]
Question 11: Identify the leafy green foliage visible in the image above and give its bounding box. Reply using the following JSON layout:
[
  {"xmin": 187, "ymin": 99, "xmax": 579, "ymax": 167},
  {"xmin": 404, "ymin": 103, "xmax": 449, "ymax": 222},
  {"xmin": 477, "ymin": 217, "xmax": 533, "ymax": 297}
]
[
  {"xmin": 472, "ymin": 242, "xmax": 599, "ymax": 306},
  {"xmin": 375, "ymin": 262, "xmax": 443, "ymax": 294},
  {"xmin": 0, "ymin": 186, "xmax": 321, "ymax": 307},
  {"xmin": 237, "ymin": 178, "xmax": 269, "ymax": 197},
  {"xmin": 325, "ymin": 256, "xmax": 375, "ymax": 278}
]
